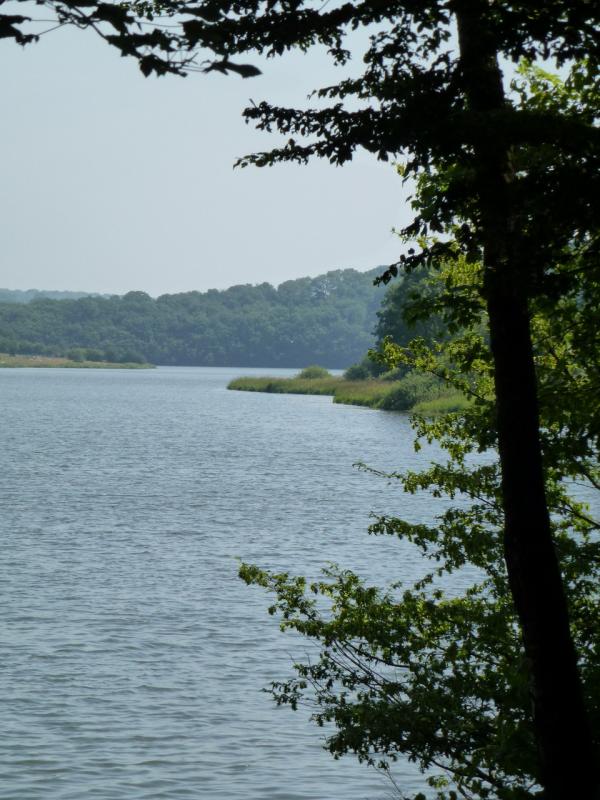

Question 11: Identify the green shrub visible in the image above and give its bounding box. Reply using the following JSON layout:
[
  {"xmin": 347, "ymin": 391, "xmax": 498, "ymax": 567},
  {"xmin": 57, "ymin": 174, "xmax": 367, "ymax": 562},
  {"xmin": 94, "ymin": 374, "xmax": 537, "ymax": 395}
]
[
  {"xmin": 378, "ymin": 371, "xmax": 444, "ymax": 411},
  {"xmin": 66, "ymin": 348, "xmax": 85, "ymax": 362},
  {"xmin": 343, "ymin": 354, "xmax": 388, "ymax": 380},
  {"xmin": 83, "ymin": 348, "xmax": 105, "ymax": 362},
  {"xmin": 343, "ymin": 362, "xmax": 371, "ymax": 380},
  {"xmin": 297, "ymin": 365, "xmax": 331, "ymax": 379},
  {"xmin": 380, "ymin": 366, "xmax": 409, "ymax": 381}
]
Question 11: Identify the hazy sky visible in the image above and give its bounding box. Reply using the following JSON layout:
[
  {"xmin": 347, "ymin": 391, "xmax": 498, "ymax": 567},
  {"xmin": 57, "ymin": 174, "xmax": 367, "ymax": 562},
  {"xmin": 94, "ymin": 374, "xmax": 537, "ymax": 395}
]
[{"xmin": 1, "ymin": 21, "xmax": 414, "ymax": 296}]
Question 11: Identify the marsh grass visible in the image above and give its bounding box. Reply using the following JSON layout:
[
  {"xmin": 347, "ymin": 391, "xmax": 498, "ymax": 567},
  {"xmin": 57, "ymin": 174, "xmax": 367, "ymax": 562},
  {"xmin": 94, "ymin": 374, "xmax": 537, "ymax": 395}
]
[
  {"xmin": 228, "ymin": 372, "xmax": 466, "ymax": 414},
  {"xmin": 411, "ymin": 393, "xmax": 471, "ymax": 414},
  {"xmin": 227, "ymin": 376, "xmax": 341, "ymax": 395},
  {"xmin": 0, "ymin": 353, "xmax": 154, "ymax": 369},
  {"xmin": 333, "ymin": 380, "xmax": 394, "ymax": 407}
]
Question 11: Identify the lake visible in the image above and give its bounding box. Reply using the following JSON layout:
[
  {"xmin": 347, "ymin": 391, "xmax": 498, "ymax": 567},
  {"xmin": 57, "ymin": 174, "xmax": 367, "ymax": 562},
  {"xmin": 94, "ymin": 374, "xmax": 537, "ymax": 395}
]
[{"xmin": 2, "ymin": 366, "xmax": 458, "ymax": 800}]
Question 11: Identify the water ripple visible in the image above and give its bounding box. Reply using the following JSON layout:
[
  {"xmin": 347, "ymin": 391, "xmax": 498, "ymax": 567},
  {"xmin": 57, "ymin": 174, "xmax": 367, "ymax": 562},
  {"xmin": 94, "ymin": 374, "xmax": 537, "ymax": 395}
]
[{"xmin": 1, "ymin": 367, "xmax": 443, "ymax": 799}]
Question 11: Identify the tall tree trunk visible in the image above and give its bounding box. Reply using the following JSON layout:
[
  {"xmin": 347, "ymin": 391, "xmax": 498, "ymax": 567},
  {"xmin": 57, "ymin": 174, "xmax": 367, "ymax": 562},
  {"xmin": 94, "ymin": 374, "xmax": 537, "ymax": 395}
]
[{"xmin": 454, "ymin": 4, "xmax": 598, "ymax": 797}]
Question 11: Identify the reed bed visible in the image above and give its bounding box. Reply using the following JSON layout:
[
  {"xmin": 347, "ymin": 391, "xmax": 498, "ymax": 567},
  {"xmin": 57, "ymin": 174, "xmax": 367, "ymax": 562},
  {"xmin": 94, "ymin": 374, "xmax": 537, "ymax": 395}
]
[
  {"xmin": 228, "ymin": 373, "xmax": 468, "ymax": 414},
  {"xmin": 0, "ymin": 353, "xmax": 153, "ymax": 369}
]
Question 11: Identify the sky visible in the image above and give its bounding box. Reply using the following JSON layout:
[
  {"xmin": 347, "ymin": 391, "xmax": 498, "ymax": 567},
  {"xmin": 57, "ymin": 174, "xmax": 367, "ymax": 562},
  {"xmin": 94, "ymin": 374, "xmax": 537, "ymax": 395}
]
[{"xmin": 1, "ymin": 20, "xmax": 414, "ymax": 297}]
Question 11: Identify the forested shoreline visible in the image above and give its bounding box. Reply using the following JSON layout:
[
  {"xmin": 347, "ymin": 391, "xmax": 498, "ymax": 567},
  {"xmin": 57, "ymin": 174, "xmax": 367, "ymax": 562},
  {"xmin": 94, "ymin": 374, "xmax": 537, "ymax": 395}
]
[{"xmin": 0, "ymin": 269, "xmax": 385, "ymax": 368}]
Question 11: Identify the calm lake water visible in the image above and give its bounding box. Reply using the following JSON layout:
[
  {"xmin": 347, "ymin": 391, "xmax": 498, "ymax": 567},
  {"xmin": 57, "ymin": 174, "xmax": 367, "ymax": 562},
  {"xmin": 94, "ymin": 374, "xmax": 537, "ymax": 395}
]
[{"xmin": 2, "ymin": 367, "xmax": 460, "ymax": 800}]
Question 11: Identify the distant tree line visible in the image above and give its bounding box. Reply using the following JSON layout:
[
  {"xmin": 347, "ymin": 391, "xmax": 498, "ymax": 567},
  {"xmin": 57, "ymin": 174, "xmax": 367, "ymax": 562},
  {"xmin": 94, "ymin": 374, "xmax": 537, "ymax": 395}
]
[
  {"xmin": 0, "ymin": 289, "xmax": 109, "ymax": 304},
  {"xmin": 0, "ymin": 269, "xmax": 389, "ymax": 368}
]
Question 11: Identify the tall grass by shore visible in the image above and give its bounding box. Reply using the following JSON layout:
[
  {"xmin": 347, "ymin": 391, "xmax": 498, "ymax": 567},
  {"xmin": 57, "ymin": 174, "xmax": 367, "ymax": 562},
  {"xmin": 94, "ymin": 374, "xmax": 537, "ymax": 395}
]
[
  {"xmin": 0, "ymin": 353, "xmax": 154, "ymax": 369},
  {"xmin": 228, "ymin": 371, "xmax": 468, "ymax": 414}
]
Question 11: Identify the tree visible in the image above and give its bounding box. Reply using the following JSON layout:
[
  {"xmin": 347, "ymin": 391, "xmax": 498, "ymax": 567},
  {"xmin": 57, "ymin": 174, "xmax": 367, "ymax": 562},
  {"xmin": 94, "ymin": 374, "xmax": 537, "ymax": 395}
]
[
  {"xmin": 134, "ymin": 5, "xmax": 596, "ymax": 797},
  {"xmin": 6, "ymin": 3, "xmax": 600, "ymax": 796},
  {"xmin": 375, "ymin": 267, "xmax": 445, "ymax": 351},
  {"xmin": 1, "ymin": 1, "xmax": 189, "ymax": 74},
  {"xmin": 241, "ymin": 140, "xmax": 600, "ymax": 795}
]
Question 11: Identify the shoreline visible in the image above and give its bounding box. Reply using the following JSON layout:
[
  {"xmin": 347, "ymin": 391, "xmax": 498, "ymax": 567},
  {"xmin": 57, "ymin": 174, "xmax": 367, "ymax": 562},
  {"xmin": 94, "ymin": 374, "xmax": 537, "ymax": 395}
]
[
  {"xmin": 0, "ymin": 354, "xmax": 154, "ymax": 369},
  {"xmin": 227, "ymin": 374, "xmax": 467, "ymax": 414}
]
